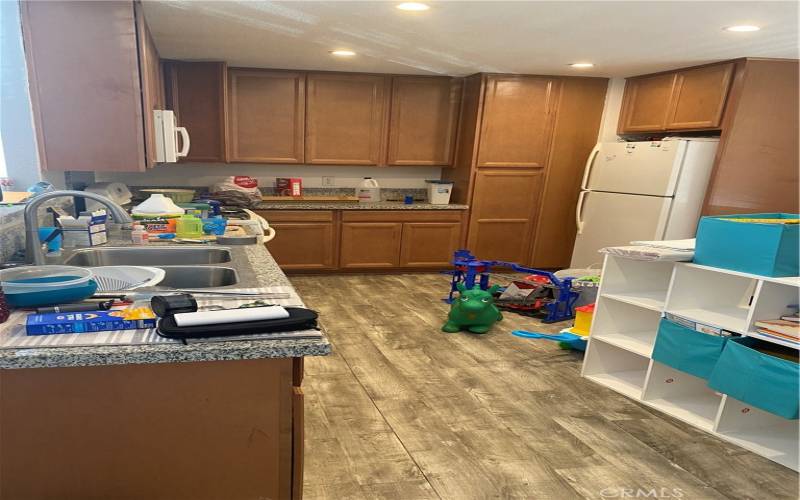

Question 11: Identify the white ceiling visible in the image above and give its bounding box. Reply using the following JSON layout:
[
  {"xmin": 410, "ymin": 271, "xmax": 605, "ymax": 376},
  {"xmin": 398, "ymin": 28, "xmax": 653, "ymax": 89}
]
[{"xmin": 143, "ymin": 1, "xmax": 799, "ymax": 77}]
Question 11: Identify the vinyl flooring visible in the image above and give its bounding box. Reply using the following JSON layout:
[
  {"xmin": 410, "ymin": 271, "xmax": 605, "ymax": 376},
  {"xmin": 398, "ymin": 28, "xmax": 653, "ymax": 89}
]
[{"xmin": 291, "ymin": 273, "xmax": 798, "ymax": 500}]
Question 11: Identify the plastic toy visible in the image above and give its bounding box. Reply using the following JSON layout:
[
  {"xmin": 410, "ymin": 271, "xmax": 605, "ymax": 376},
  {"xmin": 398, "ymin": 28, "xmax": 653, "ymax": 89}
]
[
  {"xmin": 511, "ymin": 329, "xmax": 587, "ymax": 351},
  {"xmin": 442, "ymin": 283, "xmax": 503, "ymax": 334},
  {"xmin": 444, "ymin": 250, "xmax": 580, "ymax": 323},
  {"xmin": 571, "ymin": 304, "xmax": 595, "ymax": 336}
]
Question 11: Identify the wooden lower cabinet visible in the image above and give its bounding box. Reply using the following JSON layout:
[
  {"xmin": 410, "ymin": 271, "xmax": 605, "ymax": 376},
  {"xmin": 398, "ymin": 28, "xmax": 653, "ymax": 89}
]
[
  {"xmin": 292, "ymin": 386, "xmax": 305, "ymax": 500},
  {"xmin": 261, "ymin": 209, "xmax": 466, "ymax": 271},
  {"xmin": 0, "ymin": 358, "xmax": 300, "ymax": 499},
  {"xmin": 259, "ymin": 211, "xmax": 336, "ymax": 270},
  {"xmin": 467, "ymin": 169, "xmax": 544, "ymax": 263},
  {"xmin": 340, "ymin": 222, "xmax": 403, "ymax": 268},
  {"xmin": 400, "ymin": 222, "xmax": 462, "ymax": 267}
]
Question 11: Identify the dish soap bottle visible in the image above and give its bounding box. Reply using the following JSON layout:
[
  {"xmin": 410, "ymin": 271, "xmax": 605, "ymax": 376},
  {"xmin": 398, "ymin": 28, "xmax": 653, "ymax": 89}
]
[{"xmin": 357, "ymin": 177, "xmax": 380, "ymax": 203}]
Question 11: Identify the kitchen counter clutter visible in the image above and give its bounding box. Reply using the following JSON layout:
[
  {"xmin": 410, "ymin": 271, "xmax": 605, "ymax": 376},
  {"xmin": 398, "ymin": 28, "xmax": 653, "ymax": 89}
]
[
  {"xmin": 0, "ymin": 235, "xmax": 328, "ymax": 499},
  {"xmin": 0, "ymin": 239, "xmax": 331, "ymax": 368}
]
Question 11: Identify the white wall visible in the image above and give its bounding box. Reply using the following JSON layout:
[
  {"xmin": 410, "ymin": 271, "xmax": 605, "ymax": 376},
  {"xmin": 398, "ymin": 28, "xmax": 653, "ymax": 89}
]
[
  {"xmin": 95, "ymin": 163, "xmax": 442, "ymax": 189},
  {"xmin": 596, "ymin": 77, "xmax": 626, "ymax": 142},
  {"xmin": 0, "ymin": 1, "xmax": 42, "ymax": 189}
]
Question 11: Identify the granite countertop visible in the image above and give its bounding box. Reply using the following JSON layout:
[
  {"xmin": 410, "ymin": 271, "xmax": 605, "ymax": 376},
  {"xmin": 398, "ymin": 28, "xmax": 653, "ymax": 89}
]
[
  {"xmin": 0, "ymin": 236, "xmax": 331, "ymax": 369},
  {"xmin": 257, "ymin": 201, "xmax": 469, "ymax": 210}
]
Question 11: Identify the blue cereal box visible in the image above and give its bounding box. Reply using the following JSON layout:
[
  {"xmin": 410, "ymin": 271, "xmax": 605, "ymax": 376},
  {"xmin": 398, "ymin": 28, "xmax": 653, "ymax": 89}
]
[{"xmin": 26, "ymin": 310, "xmax": 157, "ymax": 336}]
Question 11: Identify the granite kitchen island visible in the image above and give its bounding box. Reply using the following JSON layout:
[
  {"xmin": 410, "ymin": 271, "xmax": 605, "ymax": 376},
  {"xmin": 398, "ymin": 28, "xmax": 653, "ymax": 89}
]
[{"xmin": 0, "ymin": 241, "xmax": 330, "ymax": 499}]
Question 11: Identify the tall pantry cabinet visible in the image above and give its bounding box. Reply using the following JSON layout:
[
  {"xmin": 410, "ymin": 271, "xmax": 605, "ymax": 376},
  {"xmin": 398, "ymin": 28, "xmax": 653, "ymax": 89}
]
[{"xmin": 444, "ymin": 74, "xmax": 608, "ymax": 267}]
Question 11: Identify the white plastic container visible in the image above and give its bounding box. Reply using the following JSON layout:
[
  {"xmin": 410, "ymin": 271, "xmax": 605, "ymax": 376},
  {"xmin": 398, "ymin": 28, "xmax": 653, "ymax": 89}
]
[
  {"xmin": 131, "ymin": 224, "xmax": 149, "ymax": 245},
  {"xmin": 356, "ymin": 177, "xmax": 380, "ymax": 203},
  {"xmin": 426, "ymin": 180, "xmax": 454, "ymax": 205},
  {"xmin": 132, "ymin": 193, "xmax": 185, "ymax": 217}
]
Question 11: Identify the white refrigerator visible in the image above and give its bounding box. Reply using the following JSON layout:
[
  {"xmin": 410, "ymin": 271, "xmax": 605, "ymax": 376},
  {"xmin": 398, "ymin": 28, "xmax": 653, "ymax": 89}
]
[{"xmin": 570, "ymin": 138, "xmax": 719, "ymax": 268}]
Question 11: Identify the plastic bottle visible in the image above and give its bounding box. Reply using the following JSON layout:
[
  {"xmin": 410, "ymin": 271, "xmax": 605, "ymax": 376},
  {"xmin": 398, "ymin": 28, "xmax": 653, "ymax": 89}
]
[
  {"xmin": 175, "ymin": 214, "xmax": 204, "ymax": 238},
  {"xmin": 131, "ymin": 224, "xmax": 149, "ymax": 245},
  {"xmin": 357, "ymin": 177, "xmax": 380, "ymax": 203}
]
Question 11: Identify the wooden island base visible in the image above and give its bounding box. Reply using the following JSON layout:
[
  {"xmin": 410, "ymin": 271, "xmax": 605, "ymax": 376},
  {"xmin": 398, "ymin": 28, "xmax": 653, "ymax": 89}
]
[{"xmin": 0, "ymin": 357, "xmax": 304, "ymax": 500}]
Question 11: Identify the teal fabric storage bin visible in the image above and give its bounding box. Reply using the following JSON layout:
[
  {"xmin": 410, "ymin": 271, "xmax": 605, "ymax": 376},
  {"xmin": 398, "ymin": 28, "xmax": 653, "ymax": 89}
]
[
  {"xmin": 694, "ymin": 213, "xmax": 799, "ymax": 277},
  {"xmin": 651, "ymin": 318, "xmax": 727, "ymax": 380},
  {"xmin": 708, "ymin": 337, "xmax": 799, "ymax": 420}
]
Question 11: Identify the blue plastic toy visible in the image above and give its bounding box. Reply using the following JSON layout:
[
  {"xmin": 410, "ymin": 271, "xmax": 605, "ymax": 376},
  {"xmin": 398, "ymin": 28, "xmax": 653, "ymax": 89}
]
[
  {"xmin": 443, "ymin": 249, "xmax": 580, "ymax": 324},
  {"xmin": 511, "ymin": 330, "xmax": 587, "ymax": 351}
]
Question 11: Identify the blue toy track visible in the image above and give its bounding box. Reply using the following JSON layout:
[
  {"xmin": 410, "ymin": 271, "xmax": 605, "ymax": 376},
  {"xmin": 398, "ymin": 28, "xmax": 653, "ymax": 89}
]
[{"xmin": 442, "ymin": 249, "xmax": 580, "ymax": 324}]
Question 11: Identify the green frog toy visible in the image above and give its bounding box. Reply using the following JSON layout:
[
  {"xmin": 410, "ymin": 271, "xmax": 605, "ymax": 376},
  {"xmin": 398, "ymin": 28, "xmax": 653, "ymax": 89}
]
[{"xmin": 442, "ymin": 283, "xmax": 503, "ymax": 334}]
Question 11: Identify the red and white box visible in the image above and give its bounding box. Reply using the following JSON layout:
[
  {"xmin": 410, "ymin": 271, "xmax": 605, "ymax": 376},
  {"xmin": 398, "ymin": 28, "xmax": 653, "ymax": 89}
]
[{"xmin": 276, "ymin": 178, "xmax": 302, "ymax": 197}]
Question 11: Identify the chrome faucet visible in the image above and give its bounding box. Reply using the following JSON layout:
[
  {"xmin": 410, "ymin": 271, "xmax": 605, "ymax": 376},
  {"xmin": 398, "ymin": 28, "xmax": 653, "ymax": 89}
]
[{"xmin": 24, "ymin": 190, "xmax": 133, "ymax": 265}]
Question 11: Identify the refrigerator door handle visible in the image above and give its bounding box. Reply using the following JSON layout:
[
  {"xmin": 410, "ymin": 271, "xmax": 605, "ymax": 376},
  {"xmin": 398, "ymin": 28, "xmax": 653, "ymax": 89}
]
[
  {"xmin": 580, "ymin": 144, "xmax": 601, "ymax": 190},
  {"xmin": 575, "ymin": 191, "xmax": 588, "ymax": 234}
]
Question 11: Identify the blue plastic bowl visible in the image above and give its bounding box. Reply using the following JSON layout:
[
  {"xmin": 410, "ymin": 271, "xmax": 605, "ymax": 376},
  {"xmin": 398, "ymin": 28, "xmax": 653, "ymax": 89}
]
[{"xmin": 5, "ymin": 278, "xmax": 98, "ymax": 307}]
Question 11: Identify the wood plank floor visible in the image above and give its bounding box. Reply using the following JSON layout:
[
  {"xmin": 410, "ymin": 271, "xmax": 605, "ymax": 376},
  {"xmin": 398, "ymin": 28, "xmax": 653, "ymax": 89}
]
[{"xmin": 291, "ymin": 273, "xmax": 798, "ymax": 500}]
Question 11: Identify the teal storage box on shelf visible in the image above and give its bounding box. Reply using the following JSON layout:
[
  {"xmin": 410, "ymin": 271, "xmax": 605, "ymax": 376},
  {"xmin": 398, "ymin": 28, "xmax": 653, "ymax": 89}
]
[
  {"xmin": 708, "ymin": 337, "xmax": 799, "ymax": 419},
  {"xmin": 651, "ymin": 318, "xmax": 728, "ymax": 380},
  {"xmin": 694, "ymin": 213, "xmax": 799, "ymax": 277}
]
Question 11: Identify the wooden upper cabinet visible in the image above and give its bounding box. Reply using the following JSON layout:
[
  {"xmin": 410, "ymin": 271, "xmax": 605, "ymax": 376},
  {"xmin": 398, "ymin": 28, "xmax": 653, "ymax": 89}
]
[
  {"xmin": 618, "ymin": 73, "xmax": 676, "ymax": 133},
  {"xmin": 22, "ymin": 1, "xmax": 147, "ymax": 172},
  {"xmin": 386, "ymin": 76, "xmax": 462, "ymax": 166},
  {"xmin": 227, "ymin": 70, "xmax": 305, "ymax": 163},
  {"xmin": 665, "ymin": 63, "xmax": 734, "ymax": 130},
  {"xmin": 135, "ymin": 2, "xmax": 164, "ymax": 169},
  {"xmin": 619, "ymin": 62, "xmax": 735, "ymax": 134},
  {"xmin": 165, "ymin": 61, "xmax": 227, "ymax": 162},
  {"xmin": 306, "ymin": 73, "xmax": 388, "ymax": 165},
  {"xmin": 476, "ymin": 75, "xmax": 557, "ymax": 168}
]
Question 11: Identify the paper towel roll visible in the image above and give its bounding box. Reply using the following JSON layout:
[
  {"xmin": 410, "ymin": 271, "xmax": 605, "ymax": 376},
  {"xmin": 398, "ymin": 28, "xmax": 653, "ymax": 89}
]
[
  {"xmin": 86, "ymin": 182, "xmax": 133, "ymax": 205},
  {"xmin": 173, "ymin": 305, "xmax": 290, "ymax": 327}
]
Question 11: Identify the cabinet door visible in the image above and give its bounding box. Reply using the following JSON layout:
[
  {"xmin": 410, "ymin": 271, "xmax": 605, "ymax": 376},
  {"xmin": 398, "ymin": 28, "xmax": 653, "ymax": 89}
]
[
  {"xmin": 618, "ymin": 73, "xmax": 676, "ymax": 133},
  {"xmin": 476, "ymin": 76, "xmax": 557, "ymax": 168},
  {"xmin": 166, "ymin": 61, "xmax": 227, "ymax": 162},
  {"xmin": 135, "ymin": 2, "xmax": 164, "ymax": 169},
  {"xmin": 21, "ymin": 1, "xmax": 146, "ymax": 172},
  {"xmin": 666, "ymin": 63, "xmax": 734, "ymax": 130},
  {"xmin": 467, "ymin": 169, "xmax": 544, "ymax": 263},
  {"xmin": 306, "ymin": 73, "xmax": 388, "ymax": 165},
  {"xmin": 228, "ymin": 70, "xmax": 305, "ymax": 163},
  {"xmin": 400, "ymin": 222, "xmax": 463, "ymax": 268},
  {"xmin": 340, "ymin": 222, "xmax": 402, "ymax": 268},
  {"xmin": 387, "ymin": 77, "xmax": 461, "ymax": 166},
  {"xmin": 266, "ymin": 223, "xmax": 336, "ymax": 270}
]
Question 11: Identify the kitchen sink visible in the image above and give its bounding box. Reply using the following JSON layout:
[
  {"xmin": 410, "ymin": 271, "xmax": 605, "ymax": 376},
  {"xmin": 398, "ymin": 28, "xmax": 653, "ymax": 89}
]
[
  {"xmin": 64, "ymin": 247, "xmax": 232, "ymax": 266},
  {"xmin": 157, "ymin": 266, "xmax": 239, "ymax": 288}
]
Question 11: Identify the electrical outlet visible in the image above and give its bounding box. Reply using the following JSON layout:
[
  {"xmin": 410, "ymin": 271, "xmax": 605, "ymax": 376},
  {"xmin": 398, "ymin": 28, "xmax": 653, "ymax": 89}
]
[{"xmin": 322, "ymin": 176, "xmax": 336, "ymax": 187}]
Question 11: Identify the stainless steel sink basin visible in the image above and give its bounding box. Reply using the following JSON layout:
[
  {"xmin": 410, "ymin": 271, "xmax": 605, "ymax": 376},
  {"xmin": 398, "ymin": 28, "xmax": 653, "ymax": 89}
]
[
  {"xmin": 157, "ymin": 266, "xmax": 239, "ymax": 288},
  {"xmin": 65, "ymin": 247, "xmax": 232, "ymax": 266}
]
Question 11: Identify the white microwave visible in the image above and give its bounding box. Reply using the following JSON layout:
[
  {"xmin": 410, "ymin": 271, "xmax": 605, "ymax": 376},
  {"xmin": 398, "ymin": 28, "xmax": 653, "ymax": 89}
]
[{"xmin": 153, "ymin": 110, "xmax": 190, "ymax": 162}]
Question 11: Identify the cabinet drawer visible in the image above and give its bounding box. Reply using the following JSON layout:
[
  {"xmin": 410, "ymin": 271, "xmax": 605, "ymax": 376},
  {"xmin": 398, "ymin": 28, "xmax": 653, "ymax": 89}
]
[
  {"xmin": 341, "ymin": 210, "xmax": 463, "ymax": 223},
  {"xmin": 258, "ymin": 210, "xmax": 334, "ymax": 223}
]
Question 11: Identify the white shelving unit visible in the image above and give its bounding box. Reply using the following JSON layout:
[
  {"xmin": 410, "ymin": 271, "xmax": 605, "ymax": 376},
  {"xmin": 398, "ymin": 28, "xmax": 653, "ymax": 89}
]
[{"xmin": 582, "ymin": 254, "xmax": 799, "ymax": 471}]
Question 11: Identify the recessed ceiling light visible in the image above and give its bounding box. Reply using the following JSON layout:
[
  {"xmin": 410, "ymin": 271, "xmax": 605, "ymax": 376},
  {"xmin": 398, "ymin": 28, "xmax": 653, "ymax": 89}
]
[
  {"xmin": 397, "ymin": 2, "xmax": 430, "ymax": 11},
  {"xmin": 569, "ymin": 62, "xmax": 594, "ymax": 68},
  {"xmin": 330, "ymin": 50, "xmax": 356, "ymax": 57},
  {"xmin": 724, "ymin": 25, "xmax": 760, "ymax": 32}
]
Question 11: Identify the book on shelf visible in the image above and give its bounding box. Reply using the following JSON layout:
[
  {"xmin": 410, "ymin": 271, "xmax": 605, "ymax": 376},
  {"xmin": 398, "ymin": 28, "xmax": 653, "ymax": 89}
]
[{"xmin": 754, "ymin": 319, "xmax": 800, "ymax": 338}]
